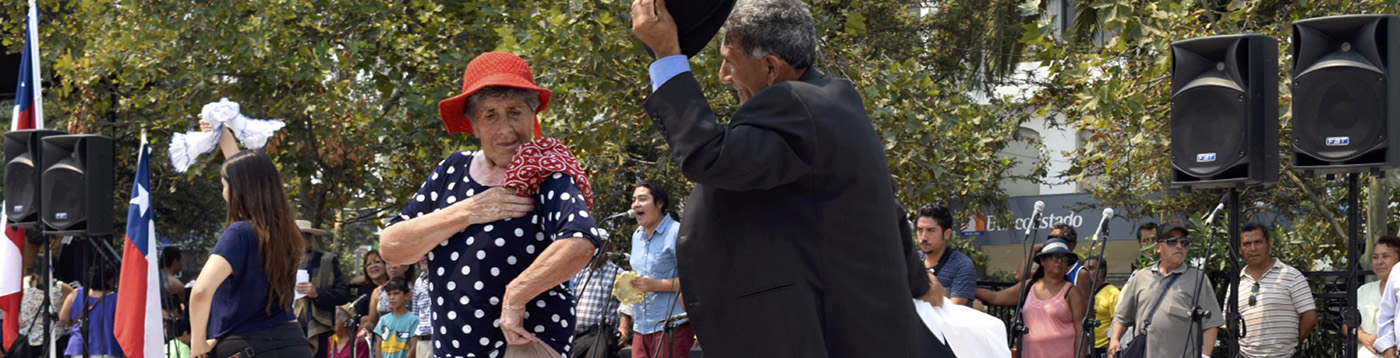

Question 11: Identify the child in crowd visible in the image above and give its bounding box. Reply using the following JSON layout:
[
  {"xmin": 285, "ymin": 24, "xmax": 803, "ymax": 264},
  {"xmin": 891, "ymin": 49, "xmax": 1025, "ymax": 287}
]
[
  {"xmin": 371, "ymin": 278, "xmax": 418, "ymax": 358},
  {"xmin": 165, "ymin": 318, "xmax": 191, "ymax": 358}
]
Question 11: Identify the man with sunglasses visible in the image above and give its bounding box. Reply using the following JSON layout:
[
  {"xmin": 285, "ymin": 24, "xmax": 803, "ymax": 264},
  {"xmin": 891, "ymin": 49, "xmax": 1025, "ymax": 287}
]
[
  {"xmin": 1228, "ymin": 222, "xmax": 1316, "ymax": 358},
  {"xmin": 1107, "ymin": 224, "xmax": 1222, "ymax": 358}
]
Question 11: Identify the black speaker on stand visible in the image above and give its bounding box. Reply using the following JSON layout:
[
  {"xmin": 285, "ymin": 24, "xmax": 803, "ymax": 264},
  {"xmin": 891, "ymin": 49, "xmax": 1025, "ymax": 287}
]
[
  {"xmin": 1168, "ymin": 33, "xmax": 1279, "ymax": 358},
  {"xmin": 1169, "ymin": 34, "xmax": 1279, "ymax": 188},
  {"xmin": 1290, "ymin": 14, "xmax": 1400, "ymax": 358},
  {"xmin": 40, "ymin": 134, "xmax": 113, "ymax": 236}
]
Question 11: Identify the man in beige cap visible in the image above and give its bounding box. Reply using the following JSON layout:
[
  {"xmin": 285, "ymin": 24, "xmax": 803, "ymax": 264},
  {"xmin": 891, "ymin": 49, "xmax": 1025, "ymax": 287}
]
[{"xmin": 294, "ymin": 219, "xmax": 352, "ymax": 358}]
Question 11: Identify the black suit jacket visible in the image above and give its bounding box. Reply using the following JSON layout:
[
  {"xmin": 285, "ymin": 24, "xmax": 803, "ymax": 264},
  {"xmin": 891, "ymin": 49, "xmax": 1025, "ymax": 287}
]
[{"xmin": 643, "ymin": 69, "xmax": 931, "ymax": 357}]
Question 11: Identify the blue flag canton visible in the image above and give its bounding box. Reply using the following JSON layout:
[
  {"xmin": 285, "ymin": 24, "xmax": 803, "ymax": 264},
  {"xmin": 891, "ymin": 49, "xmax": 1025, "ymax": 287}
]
[{"xmin": 126, "ymin": 145, "xmax": 152, "ymax": 255}]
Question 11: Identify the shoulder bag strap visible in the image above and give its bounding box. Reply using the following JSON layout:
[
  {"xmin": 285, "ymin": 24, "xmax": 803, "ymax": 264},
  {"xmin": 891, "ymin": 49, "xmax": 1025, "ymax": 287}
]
[{"xmin": 1142, "ymin": 273, "xmax": 1182, "ymax": 330}]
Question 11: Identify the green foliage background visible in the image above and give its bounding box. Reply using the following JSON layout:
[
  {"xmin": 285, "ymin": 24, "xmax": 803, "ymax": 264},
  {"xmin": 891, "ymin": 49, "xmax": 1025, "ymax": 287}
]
[{"xmin": 0, "ymin": 0, "xmax": 1040, "ymax": 271}]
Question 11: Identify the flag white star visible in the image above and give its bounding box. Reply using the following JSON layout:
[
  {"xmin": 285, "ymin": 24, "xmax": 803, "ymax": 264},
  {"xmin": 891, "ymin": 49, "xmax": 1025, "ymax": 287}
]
[{"xmin": 130, "ymin": 182, "xmax": 149, "ymax": 215}]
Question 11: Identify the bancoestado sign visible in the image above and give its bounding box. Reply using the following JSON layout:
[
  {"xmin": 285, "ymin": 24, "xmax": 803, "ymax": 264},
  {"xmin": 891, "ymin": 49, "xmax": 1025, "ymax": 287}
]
[{"xmin": 959, "ymin": 193, "xmax": 1141, "ymax": 246}]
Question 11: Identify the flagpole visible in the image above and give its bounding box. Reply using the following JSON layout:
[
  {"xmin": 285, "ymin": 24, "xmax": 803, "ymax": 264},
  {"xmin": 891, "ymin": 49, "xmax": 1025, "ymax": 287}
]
[{"xmin": 27, "ymin": 0, "xmax": 44, "ymax": 129}]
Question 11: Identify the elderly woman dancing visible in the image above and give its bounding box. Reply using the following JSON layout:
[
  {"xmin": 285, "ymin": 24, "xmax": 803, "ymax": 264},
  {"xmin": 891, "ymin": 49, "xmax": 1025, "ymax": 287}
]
[{"xmin": 379, "ymin": 52, "xmax": 601, "ymax": 358}]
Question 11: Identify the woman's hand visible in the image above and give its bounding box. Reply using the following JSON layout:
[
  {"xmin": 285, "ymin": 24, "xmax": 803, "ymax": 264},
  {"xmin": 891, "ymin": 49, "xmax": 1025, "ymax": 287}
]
[
  {"xmin": 458, "ymin": 187, "xmax": 532, "ymax": 225},
  {"xmin": 191, "ymin": 338, "xmax": 217, "ymax": 358},
  {"xmin": 500, "ymin": 304, "xmax": 539, "ymax": 345},
  {"xmin": 198, "ymin": 114, "xmax": 213, "ymax": 132},
  {"xmin": 1361, "ymin": 331, "xmax": 1380, "ymax": 354},
  {"xmin": 1107, "ymin": 339, "xmax": 1121, "ymax": 358}
]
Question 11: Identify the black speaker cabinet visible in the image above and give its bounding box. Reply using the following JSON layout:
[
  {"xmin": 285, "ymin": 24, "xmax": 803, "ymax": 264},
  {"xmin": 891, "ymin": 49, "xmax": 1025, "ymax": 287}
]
[
  {"xmin": 4, "ymin": 129, "xmax": 64, "ymax": 227},
  {"xmin": 1291, "ymin": 14, "xmax": 1400, "ymax": 172},
  {"xmin": 1170, "ymin": 34, "xmax": 1279, "ymax": 188},
  {"xmin": 40, "ymin": 134, "xmax": 113, "ymax": 235}
]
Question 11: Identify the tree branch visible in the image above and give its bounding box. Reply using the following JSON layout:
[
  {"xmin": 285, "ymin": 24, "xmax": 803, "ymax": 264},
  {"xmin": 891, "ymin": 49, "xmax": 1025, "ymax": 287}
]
[{"xmin": 1285, "ymin": 170, "xmax": 1349, "ymax": 241}]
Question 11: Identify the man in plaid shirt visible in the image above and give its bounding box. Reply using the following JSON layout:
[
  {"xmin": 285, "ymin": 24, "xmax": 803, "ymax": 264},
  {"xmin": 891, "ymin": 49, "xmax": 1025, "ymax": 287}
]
[{"xmin": 568, "ymin": 256, "xmax": 624, "ymax": 358}]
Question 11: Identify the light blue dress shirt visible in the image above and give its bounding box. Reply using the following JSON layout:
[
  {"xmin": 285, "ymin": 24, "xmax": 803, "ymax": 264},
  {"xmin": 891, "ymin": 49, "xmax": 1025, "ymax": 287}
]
[
  {"xmin": 628, "ymin": 213, "xmax": 686, "ymax": 335},
  {"xmin": 649, "ymin": 55, "xmax": 691, "ymax": 92}
]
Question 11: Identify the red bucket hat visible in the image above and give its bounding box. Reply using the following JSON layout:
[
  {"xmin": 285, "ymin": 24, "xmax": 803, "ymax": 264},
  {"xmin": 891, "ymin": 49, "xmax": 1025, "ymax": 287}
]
[{"xmin": 439, "ymin": 52, "xmax": 552, "ymax": 136}]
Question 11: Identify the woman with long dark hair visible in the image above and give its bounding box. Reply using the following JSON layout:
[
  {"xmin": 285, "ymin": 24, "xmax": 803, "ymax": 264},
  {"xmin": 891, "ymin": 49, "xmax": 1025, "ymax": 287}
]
[{"xmin": 189, "ymin": 150, "xmax": 312, "ymax": 357}]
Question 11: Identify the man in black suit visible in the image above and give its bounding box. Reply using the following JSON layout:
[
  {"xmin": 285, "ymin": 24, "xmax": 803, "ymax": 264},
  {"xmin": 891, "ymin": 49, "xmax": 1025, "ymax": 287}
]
[{"xmin": 631, "ymin": 0, "xmax": 945, "ymax": 356}]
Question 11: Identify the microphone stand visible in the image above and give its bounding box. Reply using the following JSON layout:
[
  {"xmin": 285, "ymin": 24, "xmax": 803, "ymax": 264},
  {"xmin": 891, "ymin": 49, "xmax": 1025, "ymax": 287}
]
[
  {"xmin": 1011, "ymin": 210, "xmax": 1043, "ymax": 355},
  {"xmin": 1181, "ymin": 191, "xmax": 1232, "ymax": 358},
  {"xmin": 577, "ymin": 211, "xmax": 627, "ymax": 358},
  {"xmin": 1077, "ymin": 215, "xmax": 1111, "ymax": 358},
  {"xmin": 348, "ymin": 293, "xmax": 367, "ymax": 358}
]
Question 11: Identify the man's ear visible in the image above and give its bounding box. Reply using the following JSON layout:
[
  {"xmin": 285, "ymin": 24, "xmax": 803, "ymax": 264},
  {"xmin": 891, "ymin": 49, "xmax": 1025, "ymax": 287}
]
[{"xmin": 764, "ymin": 54, "xmax": 789, "ymax": 85}]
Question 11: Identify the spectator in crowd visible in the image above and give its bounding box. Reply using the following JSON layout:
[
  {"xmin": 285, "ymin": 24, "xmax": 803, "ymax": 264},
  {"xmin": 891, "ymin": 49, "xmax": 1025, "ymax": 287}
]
[
  {"xmin": 1358, "ymin": 236, "xmax": 1400, "ymax": 357},
  {"xmin": 371, "ymin": 278, "xmax": 418, "ymax": 358},
  {"xmin": 60, "ymin": 262, "xmax": 122, "ymax": 358},
  {"xmin": 367, "ymin": 261, "xmax": 415, "ymax": 341},
  {"xmin": 1229, "ymin": 222, "xmax": 1317, "ymax": 358},
  {"xmin": 377, "ymin": 51, "xmax": 601, "ymax": 357},
  {"xmin": 1083, "ymin": 256, "xmax": 1118, "ymax": 358},
  {"xmin": 1015, "ymin": 224, "xmax": 1091, "ymax": 300},
  {"xmin": 351, "ymin": 250, "xmax": 389, "ymax": 319},
  {"xmin": 410, "ymin": 256, "xmax": 431, "ymax": 358},
  {"xmin": 296, "ymin": 220, "xmax": 353, "ymax": 357},
  {"xmin": 916, "ymin": 204, "xmax": 976, "ymax": 306},
  {"xmin": 1108, "ymin": 223, "xmax": 1222, "ymax": 358},
  {"xmin": 976, "ymin": 239, "xmax": 1085, "ymax": 358},
  {"xmin": 165, "ymin": 318, "xmax": 191, "ymax": 358},
  {"xmin": 160, "ymin": 246, "xmax": 186, "ymax": 318},
  {"xmin": 1133, "ymin": 222, "xmax": 1159, "ymax": 270},
  {"xmin": 569, "ymin": 241, "xmax": 624, "ymax": 358},
  {"xmin": 189, "ymin": 150, "xmax": 313, "ymax": 357},
  {"xmin": 627, "ymin": 182, "xmax": 691, "ymax": 358},
  {"xmin": 18, "ymin": 254, "xmax": 73, "ymax": 358},
  {"xmin": 330, "ymin": 304, "xmax": 370, "ymax": 358}
]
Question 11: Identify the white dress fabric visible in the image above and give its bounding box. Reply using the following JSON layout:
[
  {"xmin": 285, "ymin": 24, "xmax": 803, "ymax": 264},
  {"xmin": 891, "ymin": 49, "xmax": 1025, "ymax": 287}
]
[{"xmin": 168, "ymin": 98, "xmax": 286, "ymax": 172}]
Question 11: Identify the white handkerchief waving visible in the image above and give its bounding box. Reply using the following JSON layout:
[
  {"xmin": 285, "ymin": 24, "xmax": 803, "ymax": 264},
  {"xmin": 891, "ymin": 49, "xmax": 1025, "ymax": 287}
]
[
  {"xmin": 914, "ymin": 299, "xmax": 1011, "ymax": 358},
  {"xmin": 168, "ymin": 98, "xmax": 286, "ymax": 172}
]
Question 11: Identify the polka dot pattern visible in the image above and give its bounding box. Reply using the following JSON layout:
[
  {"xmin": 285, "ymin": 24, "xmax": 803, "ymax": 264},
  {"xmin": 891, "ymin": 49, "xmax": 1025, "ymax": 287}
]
[{"xmin": 383, "ymin": 150, "xmax": 600, "ymax": 357}]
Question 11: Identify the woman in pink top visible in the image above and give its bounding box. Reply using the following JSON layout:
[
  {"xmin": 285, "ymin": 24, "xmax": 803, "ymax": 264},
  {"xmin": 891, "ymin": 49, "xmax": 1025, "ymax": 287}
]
[{"xmin": 1022, "ymin": 239, "xmax": 1086, "ymax": 358}]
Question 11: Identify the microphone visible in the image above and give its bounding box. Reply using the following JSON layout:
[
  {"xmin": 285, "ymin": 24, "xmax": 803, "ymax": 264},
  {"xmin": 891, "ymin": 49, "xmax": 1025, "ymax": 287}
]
[
  {"xmin": 1024, "ymin": 201, "xmax": 1046, "ymax": 238},
  {"xmin": 1203, "ymin": 202, "xmax": 1226, "ymax": 227},
  {"xmin": 603, "ymin": 209, "xmax": 636, "ymax": 221},
  {"xmin": 1090, "ymin": 208, "xmax": 1113, "ymax": 243},
  {"xmin": 348, "ymin": 294, "xmax": 368, "ymax": 308}
]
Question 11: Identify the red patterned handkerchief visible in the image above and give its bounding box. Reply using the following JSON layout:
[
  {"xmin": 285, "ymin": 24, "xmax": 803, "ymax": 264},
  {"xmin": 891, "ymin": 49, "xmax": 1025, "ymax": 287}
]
[{"xmin": 503, "ymin": 137, "xmax": 594, "ymax": 210}]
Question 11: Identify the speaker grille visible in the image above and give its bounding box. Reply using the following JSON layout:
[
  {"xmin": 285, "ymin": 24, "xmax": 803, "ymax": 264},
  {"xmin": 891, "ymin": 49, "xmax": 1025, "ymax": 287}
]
[
  {"xmin": 40, "ymin": 160, "xmax": 84, "ymax": 230},
  {"xmin": 1171, "ymin": 86, "xmax": 1248, "ymax": 177},
  {"xmin": 1293, "ymin": 67, "xmax": 1386, "ymax": 161},
  {"xmin": 4, "ymin": 154, "xmax": 36, "ymax": 220}
]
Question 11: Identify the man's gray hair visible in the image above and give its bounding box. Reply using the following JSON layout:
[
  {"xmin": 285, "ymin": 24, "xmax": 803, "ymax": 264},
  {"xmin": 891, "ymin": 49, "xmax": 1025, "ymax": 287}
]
[
  {"xmin": 464, "ymin": 86, "xmax": 541, "ymax": 120},
  {"xmin": 721, "ymin": 0, "xmax": 816, "ymax": 69}
]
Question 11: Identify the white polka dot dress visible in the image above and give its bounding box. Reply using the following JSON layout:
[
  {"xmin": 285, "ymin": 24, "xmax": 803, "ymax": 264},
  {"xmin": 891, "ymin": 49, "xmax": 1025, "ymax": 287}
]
[{"xmin": 387, "ymin": 151, "xmax": 602, "ymax": 357}]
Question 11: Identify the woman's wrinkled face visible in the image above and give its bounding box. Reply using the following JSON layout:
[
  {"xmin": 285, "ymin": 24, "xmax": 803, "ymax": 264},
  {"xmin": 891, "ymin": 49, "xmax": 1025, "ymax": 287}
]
[{"xmin": 471, "ymin": 96, "xmax": 535, "ymax": 167}]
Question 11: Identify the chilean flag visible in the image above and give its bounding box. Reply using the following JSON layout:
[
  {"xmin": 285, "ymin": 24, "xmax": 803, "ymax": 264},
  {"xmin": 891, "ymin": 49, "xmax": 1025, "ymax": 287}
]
[
  {"xmin": 0, "ymin": 4, "xmax": 43, "ymax": 350},
  {"xmin": 113, "ymin": 138, "xmax": 162, "ymax": 358}
]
